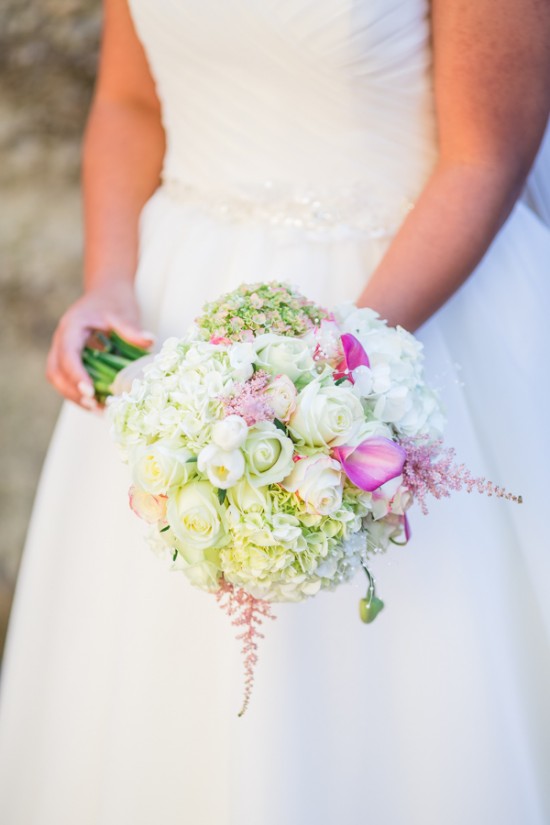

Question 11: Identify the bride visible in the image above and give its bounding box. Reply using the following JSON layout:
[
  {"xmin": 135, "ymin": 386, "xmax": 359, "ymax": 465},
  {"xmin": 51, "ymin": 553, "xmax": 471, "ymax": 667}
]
[{"xmin": 1, "ymin": 1, "xmax": 549, "ymax": 823}]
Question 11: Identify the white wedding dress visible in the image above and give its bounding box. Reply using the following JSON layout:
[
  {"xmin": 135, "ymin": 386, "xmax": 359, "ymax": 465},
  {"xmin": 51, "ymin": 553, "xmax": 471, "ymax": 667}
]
[{"xmin": 1, "ymin": 2, "xmax": 549, "ymax": 823}]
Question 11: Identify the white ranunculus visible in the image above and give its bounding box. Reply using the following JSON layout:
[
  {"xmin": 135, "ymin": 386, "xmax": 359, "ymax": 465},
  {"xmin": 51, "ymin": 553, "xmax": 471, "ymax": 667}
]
[
  {"xmin": 288, "ymin": 380, "xmax": 364, "ymax": 448},
  {"xmin": 211, "ymin": 415, "xmax": 248, "ymax": 451},
  {"xmin": 132, "ymin": 441, "xmax": 196, "ymax": 495},
  {"xmin": 263, "ymin": 374, "xmax": 298, "ymax": 422},
  {"xmin": 253, "ymin": 334, "xmax": 315, "ymax": 383},
  {"xmin": 282, "ymin": 455, "xmax": 343, "ymax": 516},
  {"xmin": 229, "ymin": 342, "xmax": 256, "ymax": 381},
  {"xmin": 167, "ymin": 480, "xmax": 227, "ymax": 550},
  {"xmin": 197, "ymin": 443, "xmax": 245, "ymax": 489},
  {"xmin": 243, "ymin": 421, "xmax": 295, "ymax": 487},
  {"xmin": 128, "ymin": 485, "xmax": 167, "ymax": 523}
]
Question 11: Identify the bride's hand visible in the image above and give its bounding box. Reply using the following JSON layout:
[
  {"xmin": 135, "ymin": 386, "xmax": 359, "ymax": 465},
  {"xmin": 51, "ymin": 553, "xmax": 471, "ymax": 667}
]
[{"xmin": 46, "ymin": 281, "xmax": 155, "ymax": 410}]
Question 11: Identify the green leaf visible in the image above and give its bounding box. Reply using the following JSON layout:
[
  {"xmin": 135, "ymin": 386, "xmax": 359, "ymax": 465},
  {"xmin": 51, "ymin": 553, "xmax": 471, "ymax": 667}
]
[
  {"xmin": 217, "ymin": 488, "xmax": 227, "ymax": 505},
  {"xmin": 334, "ymin": 376, "xmax": 350, "ymax": 386},
  {"xmin": 273, "ymin": 418, "xmax": 287, "ymax": 432},
  {"xmin": 359, "ymin": 596, "xmax": 385, "ymax": 624},
  {"xmin": 160, "ymin": 525, "xmax": 170, "ymax": 533},
  {"xmin": 172, "ymin": 548, "xmax": 178, "ymax": 562},
  {"xmin": 186, "ymin": 456, "xmax": 198, "ymax": 463}
]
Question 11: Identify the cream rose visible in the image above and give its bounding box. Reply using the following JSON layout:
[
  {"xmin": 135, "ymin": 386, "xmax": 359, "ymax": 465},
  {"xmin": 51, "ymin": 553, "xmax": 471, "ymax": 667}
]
[
  {"xmin": 132, "ymin": 441, "xmax": 196, "ymax": 495},
  {"xmin": 263, "ymin": 374, "xmax": 297, "ymax": 422},
  {"xmin": 282, "ymin": 455, "xmax": 343, "ymax": 515},
  {"xmin": 167, "ymin": 481, "xmax": 227, "ymax": 550},
  {"xmin": 243, "ymin": 421, "xmax": 295, "ymax": 487},
  {"xmin": 128, "ymin": 485, "xmax": 168, "ymax": 523},
  {"xmin": 288, "ymin": 381, "xmax": 364, "ymax": 448},
  {"xmin": 253, "ymin": 334, "xmax": 315, "ymax": 383},
  {"xmin": 227, "ymin": 479, "xmax": 271, "ymax": 514}
]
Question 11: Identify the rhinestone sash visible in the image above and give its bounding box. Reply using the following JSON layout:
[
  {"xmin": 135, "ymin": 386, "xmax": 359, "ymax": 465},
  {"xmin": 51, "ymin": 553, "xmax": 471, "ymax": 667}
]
[{"xmin": 161, "ymin": 178, "xmax": 414, "ymax": 238}]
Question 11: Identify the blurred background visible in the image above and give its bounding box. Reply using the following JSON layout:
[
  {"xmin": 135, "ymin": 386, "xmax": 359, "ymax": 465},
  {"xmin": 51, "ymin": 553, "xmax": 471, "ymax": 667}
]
[{"xmin": 0, "ymin": 0, "xmax": 101, "ymax": 660}]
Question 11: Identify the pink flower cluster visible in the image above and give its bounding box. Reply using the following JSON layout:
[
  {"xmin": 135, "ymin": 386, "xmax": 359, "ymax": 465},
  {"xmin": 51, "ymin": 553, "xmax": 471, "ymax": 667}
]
[
  {"xmin": 222, "ymin": 370, "xmax": 275, "ymax": 426},
  {"xmin": 402, "ymin": 436, "xmax": 522, "ymax": 515},
  {"xmin": 215, "ymin": 579, "xmax": 276, "ymax": 717}
]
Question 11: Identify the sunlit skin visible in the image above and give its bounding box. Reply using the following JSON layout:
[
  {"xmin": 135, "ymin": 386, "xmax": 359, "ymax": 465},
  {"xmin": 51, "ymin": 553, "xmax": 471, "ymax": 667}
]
[{"xmin": 45, "ymin": 0, "xmax": 550, "ymax": 410}]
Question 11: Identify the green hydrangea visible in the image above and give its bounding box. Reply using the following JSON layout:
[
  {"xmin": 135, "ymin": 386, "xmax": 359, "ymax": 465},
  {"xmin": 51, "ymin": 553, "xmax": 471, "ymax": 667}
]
[{"xmin": 195, "ymin": 281, "xmax": 330, "ymax": 342}]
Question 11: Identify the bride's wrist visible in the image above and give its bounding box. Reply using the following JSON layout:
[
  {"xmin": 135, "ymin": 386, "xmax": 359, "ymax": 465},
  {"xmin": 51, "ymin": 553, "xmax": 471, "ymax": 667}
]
[{"xmin": 83, "ymin": 274, "xmax": 136, "ymax": 298}]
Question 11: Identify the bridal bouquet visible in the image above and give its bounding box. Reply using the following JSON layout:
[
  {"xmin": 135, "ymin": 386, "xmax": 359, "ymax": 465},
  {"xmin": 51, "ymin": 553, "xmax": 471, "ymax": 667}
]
[{"xmin": 96, "ymin": 282, "xmax": 520, "ymax": 714}]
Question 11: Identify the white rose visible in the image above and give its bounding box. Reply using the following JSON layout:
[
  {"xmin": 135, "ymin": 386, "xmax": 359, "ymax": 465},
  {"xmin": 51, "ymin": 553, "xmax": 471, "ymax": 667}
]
[
  {"xmin": 227, "ymin": 479, "xmax": 271, "ymax": 514},
  {"xmin": 128, "ymin": 485, "xmax": 167, "ymax": 523},
  {"xmin": 263, "ymin": 374, "xmax": 297, "ymax": 422},
  {"xmin": 288, "ymin": 380, "xmax": 364, "ymax": 448},
  {"xmin": 167, "ymin": 480, "xmax": 227, "ymax": 550},
  {"xmin": 282, "ymin": 455, "xmax": 343, "ymax": 516},
  {"xmin": 211, "ymin": 415, "xmax": 248, "ymax": 451},
  {"xmin": 197, "ymin": 444, "xmax": 245, "ymax": 489},
  {"xmin": 132, "ymin": 441, "xmax": 196, "ymax": 495},
  {"xmin": 253, "ymin": 334, "xmax": 315, "ymax": 383},
  {"xmin": 243, "ymin": 421, "xmax": 295, "ymax": 487}
]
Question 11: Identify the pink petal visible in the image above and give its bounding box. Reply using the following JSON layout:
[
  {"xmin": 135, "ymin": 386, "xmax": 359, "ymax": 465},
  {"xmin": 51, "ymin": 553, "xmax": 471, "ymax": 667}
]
[
  {"xmin": 210, "ymin": 335, "xmax": 232, "ymax": 346},
  {"xmin": 334, "ymin": 437, "xmax": 406, "ymax": 492},
  {"xmin": 341, "ymin": 333, "xmax": 370, "ymax": 371}
]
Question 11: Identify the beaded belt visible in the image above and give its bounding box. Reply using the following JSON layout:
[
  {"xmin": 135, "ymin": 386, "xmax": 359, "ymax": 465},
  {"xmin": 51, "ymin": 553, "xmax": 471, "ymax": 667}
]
[{"xmin": 161, "ymin": 178, "xmax": 414, "ymax": 238}]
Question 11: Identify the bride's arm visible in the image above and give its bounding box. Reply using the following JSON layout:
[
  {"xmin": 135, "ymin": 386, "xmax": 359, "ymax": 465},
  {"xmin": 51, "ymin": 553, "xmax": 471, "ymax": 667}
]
[
  {"xmin": 356, "ymin": 0, "xmax": 550, "ymax": 331},
  {"xmin": 46, "ymin": 0, "xmax": 164, "ymax": 407}
]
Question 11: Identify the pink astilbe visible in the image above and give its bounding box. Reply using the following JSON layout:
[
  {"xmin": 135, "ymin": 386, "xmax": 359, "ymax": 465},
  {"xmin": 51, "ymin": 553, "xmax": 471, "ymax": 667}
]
[
  {"xmin": 401, "ymin": 435, "xmax": 522, "ymax": 515},
  {"xmin": 215, "ymin": 579, "xmax": 276, "ymax": 717},
  {"xmin": 222, "ymin": 370, "xmax": 274, "ymax": 425}
]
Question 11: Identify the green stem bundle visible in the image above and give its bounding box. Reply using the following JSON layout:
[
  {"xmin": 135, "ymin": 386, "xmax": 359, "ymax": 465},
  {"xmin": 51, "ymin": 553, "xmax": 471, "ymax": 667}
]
[{"xmin": 82, "ymin": 331, "xmax": 150, "ymax": 403}]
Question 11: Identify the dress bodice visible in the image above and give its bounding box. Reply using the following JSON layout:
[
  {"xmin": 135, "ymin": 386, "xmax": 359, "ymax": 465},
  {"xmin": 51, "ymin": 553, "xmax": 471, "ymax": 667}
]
[{"xmin": 128, "ymin": 0, "xmax": 437, "ymax": 230}]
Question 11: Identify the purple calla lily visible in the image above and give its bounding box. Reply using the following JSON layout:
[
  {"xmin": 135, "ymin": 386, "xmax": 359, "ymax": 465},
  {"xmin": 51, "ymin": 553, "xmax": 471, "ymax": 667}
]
[{"xmin": 333, "ymin": 436, "xmax": 406, "ymax": 492}]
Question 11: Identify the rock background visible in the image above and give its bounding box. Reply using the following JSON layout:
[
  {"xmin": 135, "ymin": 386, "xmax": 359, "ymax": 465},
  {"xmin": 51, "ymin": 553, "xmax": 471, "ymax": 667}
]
[{"xmin": 0, "ymin": 0, "xmax": 101, "ymax": 658}]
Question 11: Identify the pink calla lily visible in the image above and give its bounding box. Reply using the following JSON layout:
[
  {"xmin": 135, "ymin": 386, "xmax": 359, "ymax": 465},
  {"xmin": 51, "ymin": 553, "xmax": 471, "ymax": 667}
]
[
  {"xmin": 333, "ymin": 436, "xmax": 406, "ymax": 492},
  {"xmin": 334, "ymin": 334, "xmax": 370, "ymax": 383},
  {"xmin": 342, "ymin": 333, "xmax": 370, "ymax": 370}
]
